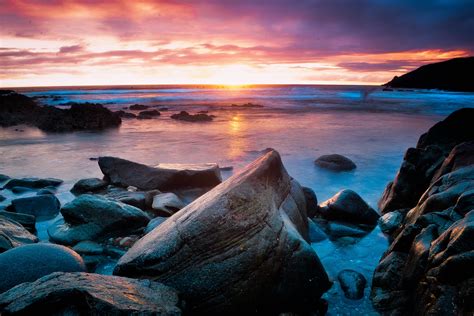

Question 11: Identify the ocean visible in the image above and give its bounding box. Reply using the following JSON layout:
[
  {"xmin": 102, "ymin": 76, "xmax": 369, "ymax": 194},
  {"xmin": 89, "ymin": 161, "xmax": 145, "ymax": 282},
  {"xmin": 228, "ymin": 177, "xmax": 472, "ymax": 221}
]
[{"xmin": 1, "ymin": 84, "xmax": 474, "ymax": 314}]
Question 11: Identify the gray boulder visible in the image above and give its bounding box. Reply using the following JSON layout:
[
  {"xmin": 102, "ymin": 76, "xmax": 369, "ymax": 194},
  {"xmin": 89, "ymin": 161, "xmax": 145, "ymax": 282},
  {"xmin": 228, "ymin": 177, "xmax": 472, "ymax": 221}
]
[
  {"xmin": 71, "ymin": 177, "xmax": 107, "ymax": 194},
  {"xmin": 0, "ymin": 216, "xmax": 38, "ymax": 253},
  {"xmin": 48, "ymin": 194, "xmax": 150, "ymax": 245},
  {"xmin": 152, "ymin": 192, "xmax": 186, "ymax": 216},
  {"xmin": 3, "ymin": 177, "xmax": 63, "ymax": 190},
  {"xmin": 319, "ymin": 189, "xmax": 379, "ymax": 226},
  {"xmin": 0, "ymin": 244, "xmax": 85, "ymax": 293},
  {"xmin": 0, "ymin": 272, "xmax": 184, "ymax": 315},
  {"xmin": 337, "ymin": 269, "xmax": 367, "ymax": 300},
  {"xmin": 114, "ymin": 150, "xmax": 330, "ymax": 314},
  {"xmin": 11, "ymin": 195, "xmax": 60, "ymax": 218},
  {"xmin": 98, "ymin": 156, "xmax": 222, "ymax": 191},
  {"xmin": 315, "ymin": 154, "xmax": 356, "ymax": 171}
]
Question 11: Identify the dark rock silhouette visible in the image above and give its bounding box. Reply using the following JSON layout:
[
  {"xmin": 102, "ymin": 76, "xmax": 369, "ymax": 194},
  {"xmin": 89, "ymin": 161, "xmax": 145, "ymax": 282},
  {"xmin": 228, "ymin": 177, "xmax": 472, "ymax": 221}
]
[
  {"xmin": 315, "ymin": 154, "xmax": 356, "ymax": 171},
  {"xmin": 0, "ymin": 90, "xmax": 121, "ymax": 132},
  {"xmin": 384, "ymin": 57, "xmax": 474, "ymax": 92},
  {"xmin": 171, "ymin": 110, "xmax": 213, "ymax": 122}
]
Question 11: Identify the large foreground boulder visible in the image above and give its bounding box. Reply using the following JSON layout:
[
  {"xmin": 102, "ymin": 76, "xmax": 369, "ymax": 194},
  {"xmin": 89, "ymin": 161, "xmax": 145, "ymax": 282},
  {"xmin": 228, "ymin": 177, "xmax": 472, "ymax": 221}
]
[
  {"xmin": 0, "ymin": 216, "xmax": 38, "ymax": 253},
  {"xmin": 99, "ymin": 156, "xmax": 222, "ymax": 191},
  {"xmin": 379, "ymin": 108, "xmax": 474, "ymax": 214},
  {"xmin": 48, "ymin": 194, "xmax": 150, "ymax": 245},
  {"xmin": 0, "ymin": 272, "xmax": 184, "ymax": 315},
  {"xmin": 0, "ymin": 244, "xmax": 86, "ymax": 293},
  {"xmin": 114, "ymin": 150, "xmax": 330, "ymax": 314},
  {"xmin": 371, "ymin": 111, "xmax": 474, "ymax": 315}
]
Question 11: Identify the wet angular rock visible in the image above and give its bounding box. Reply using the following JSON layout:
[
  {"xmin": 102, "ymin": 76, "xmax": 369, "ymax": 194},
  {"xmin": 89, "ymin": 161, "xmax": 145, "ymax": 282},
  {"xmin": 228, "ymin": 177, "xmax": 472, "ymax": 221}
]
[
  {"xmin": 0, "ymin": 272, "xmax": 184, "ymax": 315},
  {"xmin": 144, "ymin": 216, "xmax": 168, "ymax": 234},
  {"xmin": 0, "ymin": 216, "xmax": 38, "ymax": 253},
  {"xmin": 114, "ymin": 150, "xmax": 330, "ymax": 314},
  {"xmin": 337, "ymin": 269, "xmax": 367, "ymax": 300},
  {"xmin": 0, "ymin": 244, "xmax": 86, "ymax": 293},
  {"xmin": 319, "ymin": 189, "xmax": 379, "ymax": 226},
  {"xmin": 99, "ymin": 156, "xmax": 222, "ymax": 191},
  {"xmin": 314, "ymin": 154, "xmax": 356, "ymax": 171},
  {"xmin": 48, "ymin": 194, "xmax": 150, "ymax": 245},
  {"xmin": 10, "ymin": 195, "xmax": 60, "ymax": 218}
]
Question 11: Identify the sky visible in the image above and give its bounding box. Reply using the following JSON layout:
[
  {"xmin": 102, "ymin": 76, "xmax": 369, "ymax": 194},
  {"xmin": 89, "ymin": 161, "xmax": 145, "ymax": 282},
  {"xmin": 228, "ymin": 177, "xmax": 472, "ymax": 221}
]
[{"xmin": 1, "ymin": 0, "xmax": 473, "ymax": 87}]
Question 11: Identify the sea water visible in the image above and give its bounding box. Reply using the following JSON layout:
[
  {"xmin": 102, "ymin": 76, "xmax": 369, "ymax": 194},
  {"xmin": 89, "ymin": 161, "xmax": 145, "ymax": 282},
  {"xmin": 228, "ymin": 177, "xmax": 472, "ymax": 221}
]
[{"xmin": 1, "ymin": 85, "xmax": 473, "ymax": 315}]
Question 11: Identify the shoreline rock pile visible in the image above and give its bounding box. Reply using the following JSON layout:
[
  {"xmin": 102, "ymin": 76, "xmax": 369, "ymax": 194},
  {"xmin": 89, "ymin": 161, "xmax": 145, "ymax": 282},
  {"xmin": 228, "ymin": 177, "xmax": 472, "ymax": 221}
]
[{"xmin": 371, "ymin": 108, "xmax": 474, "ymax": 315}]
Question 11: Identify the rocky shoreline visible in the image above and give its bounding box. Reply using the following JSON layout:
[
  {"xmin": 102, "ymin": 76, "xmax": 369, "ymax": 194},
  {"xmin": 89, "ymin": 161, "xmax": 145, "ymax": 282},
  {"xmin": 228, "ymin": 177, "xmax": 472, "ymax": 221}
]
[{"xmin": 0, "ymin": 107, "xmax": 473, "ymax": 314}]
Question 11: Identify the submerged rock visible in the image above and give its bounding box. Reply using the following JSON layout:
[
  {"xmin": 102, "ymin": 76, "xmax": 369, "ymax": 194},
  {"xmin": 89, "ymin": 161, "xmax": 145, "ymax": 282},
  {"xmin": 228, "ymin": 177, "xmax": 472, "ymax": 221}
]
[
  {"xmin": 0, "ymin": 244, "xmax": 86, "ymax": 293},
  {"xmin": 151, "ymin": 192, "xmax": 186, "ymax": 216},
  {"xmin": 0, "ymin": 216, "xmax": 38, "ymax": 253},
  {"xmin": 138, "ymin": 109, "xmax": 161, "ymax": 119},
  {"xmin": 3, "ymin": 177, "xmax": 63, "ymax": 189},
  {"xmin": 315, "ymin": 154, "xmax": 356, "ymax": 171},
  {"xmin": 10, "ymin": 195, "xmax": 60, "ymax": 218},
  {"xmin": 114, "ymin": 150, "xmax": 330, "ymax": 314},
  {"xmin": 0, "ymin": 272, "xmax": 184, "ymax": 315},
  {"xmin": 129, "ymin": 104, "xmax": 149, "ymax": 110},
  {"xmin": 337, "ymin": 269, "xmax": 367, "ymax": 300},
  {"xmin": 114, "ymin": 110, "xmax": 137, "ymax": 118},
  {"xmin": 171, "ymin": 110, "xmax": 213, "ymax": 122},
  {"xmin": 71, "ymin": 178, "xmax": 108, "ymax": 194},
  {"xmin": 144, "ymin": 216, "xmax": 168, "ymax": 234},
  {"xmin": 99, "ymin": 156, "xmax": 222, "ymax": 191},
  {"xmin": 48, "ymin": 194, "xmax": 150, "ymax": 245}
]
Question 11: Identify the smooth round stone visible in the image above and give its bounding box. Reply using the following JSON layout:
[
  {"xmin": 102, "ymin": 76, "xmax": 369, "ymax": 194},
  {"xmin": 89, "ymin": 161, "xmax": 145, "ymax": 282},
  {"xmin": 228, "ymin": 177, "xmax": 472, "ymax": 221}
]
[
  {"xmin": 337, "ymin": 269, "xmax": 367, "ymax": 300},
  {"xmin": 0, "ymin": 243, "xmax": 86, "ymax": 293},
  {"xmin": 315, "ymin": 154, "xmax": 356, "ymax": 171}
]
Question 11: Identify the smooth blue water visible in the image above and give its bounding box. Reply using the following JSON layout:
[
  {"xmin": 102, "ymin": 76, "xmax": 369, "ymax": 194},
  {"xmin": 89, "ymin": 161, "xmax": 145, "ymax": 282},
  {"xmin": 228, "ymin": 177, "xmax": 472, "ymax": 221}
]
[{"xmin": 2, "ymin": 85, "xmax": 474, "ymax": 315}]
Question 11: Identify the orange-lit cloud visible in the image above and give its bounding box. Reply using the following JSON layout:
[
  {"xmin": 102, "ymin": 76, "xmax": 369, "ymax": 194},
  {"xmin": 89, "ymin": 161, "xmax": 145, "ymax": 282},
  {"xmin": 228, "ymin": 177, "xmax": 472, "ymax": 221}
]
[{"xmin": 1, "ymin": 0, "xmax": 473, "ymax": 87}]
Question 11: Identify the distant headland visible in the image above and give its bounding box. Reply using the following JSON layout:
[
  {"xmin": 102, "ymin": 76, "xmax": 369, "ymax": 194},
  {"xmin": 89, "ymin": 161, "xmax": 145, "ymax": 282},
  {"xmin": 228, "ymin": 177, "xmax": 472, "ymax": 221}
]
[{"xmin": 384, "ymin": 56, "xmax": 474, "ymax": 92}]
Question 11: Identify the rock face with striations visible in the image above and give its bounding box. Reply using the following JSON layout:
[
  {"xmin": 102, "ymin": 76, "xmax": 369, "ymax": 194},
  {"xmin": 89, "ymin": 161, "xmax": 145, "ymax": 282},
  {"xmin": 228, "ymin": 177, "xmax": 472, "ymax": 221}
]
[
  {"xmin": 379, "ymin": 108, "xmax": 474, "ymax": 214},
  {"xmin": 384, "ymin": 57, "xmax": 474, "ymax": 92},
  {"xmin": 0, "ymin": 216, "xmax": 38, "ymax": 253},
  {"xmin": 0, "ymin": 272, "xmax": 184, "ymax": 315},
  {"xmin": 371, "ymin": 110, "xmax": 474, "ymax": 315},
  {"xmin": 48, "ymin": 194, "xmax": 150, "ymax": 245},
  {"xmin": 99, "ymin": 156, "xmax": 222, "ymax": 191},
  {"xmin": 114, "ymin": 150, "xmax": 331, "ymax": 315}
]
